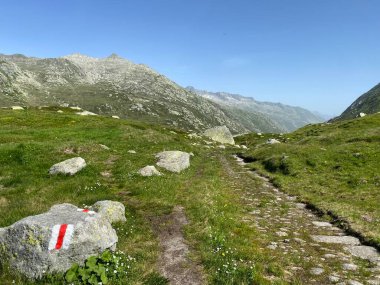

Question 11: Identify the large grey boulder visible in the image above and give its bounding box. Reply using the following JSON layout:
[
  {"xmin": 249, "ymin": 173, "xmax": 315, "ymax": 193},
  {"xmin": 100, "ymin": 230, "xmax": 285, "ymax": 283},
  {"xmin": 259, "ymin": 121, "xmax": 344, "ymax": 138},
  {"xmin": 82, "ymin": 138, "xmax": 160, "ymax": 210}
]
[
  {"xmin": 156, "ymin": 151, "xmax": 190, "ymax": 173},
  {"xmin": 203, "ymin": 126, "xmax": 235, "ymax": 145},
  {"xmin": 138, "ymin": 165, "xmax": 162, "ymax": 177},
  {"xmin": 49, "ymin": 157, "xmax": 86, "ymax": 175},
  {"xmin": 0, "ymin": 202, "xmax": 121, "ymax": 279},
  {"xmin": 91, "ymin": 200, "xmax": 127, "ymax": 224}
]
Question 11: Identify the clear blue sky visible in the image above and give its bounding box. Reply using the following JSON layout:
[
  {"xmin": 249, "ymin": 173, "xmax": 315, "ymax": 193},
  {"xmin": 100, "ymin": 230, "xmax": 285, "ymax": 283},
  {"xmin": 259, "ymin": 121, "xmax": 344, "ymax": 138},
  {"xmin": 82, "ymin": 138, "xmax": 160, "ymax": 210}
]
[{"xmin": 1, "ymin": 0, "xmax": 380, "ymax": 115}]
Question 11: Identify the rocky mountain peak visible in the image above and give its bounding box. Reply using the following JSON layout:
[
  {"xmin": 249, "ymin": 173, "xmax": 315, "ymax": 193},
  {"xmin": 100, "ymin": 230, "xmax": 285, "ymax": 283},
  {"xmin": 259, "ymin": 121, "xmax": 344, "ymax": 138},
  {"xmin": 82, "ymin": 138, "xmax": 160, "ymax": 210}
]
[{"xmin": 106, "ymin": 53, "xmax": 123, "ymax": 60}]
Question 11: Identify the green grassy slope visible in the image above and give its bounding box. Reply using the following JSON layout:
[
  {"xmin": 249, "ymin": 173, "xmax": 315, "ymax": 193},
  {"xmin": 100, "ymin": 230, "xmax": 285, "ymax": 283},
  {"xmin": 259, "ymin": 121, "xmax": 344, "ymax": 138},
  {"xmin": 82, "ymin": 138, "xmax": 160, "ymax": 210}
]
[
  {"xmin": 236, "ymin": 113, "xmax": 380, "ymax": 245},
  {"xmin": 0, "ymin": 108, "xmax": 292, "ymax": 285},
  {"xmin": 333, "ymin": 83, "xmax": 380, "ymax": 121}
]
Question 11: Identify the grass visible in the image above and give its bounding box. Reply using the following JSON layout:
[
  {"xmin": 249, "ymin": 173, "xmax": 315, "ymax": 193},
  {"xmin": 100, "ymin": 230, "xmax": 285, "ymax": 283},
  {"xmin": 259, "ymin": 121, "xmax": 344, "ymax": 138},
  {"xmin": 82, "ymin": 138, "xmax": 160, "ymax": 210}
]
[
  {"xmin": 0, "ymin": 107, "xmax": 291, "ymax": 284},
  {"xmin": 235, "ymin": 113, "xmax": 380, "ymax": 246}
]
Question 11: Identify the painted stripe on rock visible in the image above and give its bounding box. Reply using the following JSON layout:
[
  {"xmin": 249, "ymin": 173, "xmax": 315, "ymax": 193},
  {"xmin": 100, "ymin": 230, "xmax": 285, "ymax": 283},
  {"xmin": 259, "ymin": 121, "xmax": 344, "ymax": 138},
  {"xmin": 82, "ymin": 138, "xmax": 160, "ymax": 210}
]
[
  {"xmin": 77, "ymin": 208, "xmax": 96, "ymax": 215},
  {"xmin": 48, "ymin": 224, "xmax": 74, "ymax": 251}
]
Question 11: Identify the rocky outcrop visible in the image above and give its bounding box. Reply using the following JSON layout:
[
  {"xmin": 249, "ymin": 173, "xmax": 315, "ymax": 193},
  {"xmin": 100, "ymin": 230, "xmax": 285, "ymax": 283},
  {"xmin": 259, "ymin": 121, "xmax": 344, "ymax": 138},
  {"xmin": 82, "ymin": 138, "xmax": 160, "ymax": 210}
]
[
  {"xmin": 49, "ymin": 157, "xmax": 86, "ymax": 175},
  {"xmin": 203, "ymin": 126, "xmax": 235, "ymax": 145},
  {"xmin": 156, "ymin": 151, "xmax": 191, "ymax": 173},
  {"xmin": 0, "ymin": 201, "xmax": 124, "ymax": 279}
]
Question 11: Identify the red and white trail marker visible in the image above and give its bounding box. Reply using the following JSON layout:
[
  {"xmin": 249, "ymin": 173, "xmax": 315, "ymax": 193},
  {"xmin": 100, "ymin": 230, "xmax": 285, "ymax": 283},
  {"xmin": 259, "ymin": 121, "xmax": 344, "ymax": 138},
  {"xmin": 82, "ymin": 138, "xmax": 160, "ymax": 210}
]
[
  {"xmin": 48, "ymin": 224, "xmax": 74, "ymax": 251},
  {"xmin": 77, "ymin": 208, "xmax": 96, "ymax": 215}
]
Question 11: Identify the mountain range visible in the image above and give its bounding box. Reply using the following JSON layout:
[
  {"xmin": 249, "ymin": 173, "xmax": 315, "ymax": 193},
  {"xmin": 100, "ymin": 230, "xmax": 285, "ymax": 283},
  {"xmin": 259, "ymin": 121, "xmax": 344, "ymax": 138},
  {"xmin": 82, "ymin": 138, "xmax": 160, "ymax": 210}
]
[
  {"xmin": 186, "ymin": 87, "xmax": 323, "ymax": 133},
  {"xmin": 0, "ymin": 53, "xmax": 323, "ymax": 133}
]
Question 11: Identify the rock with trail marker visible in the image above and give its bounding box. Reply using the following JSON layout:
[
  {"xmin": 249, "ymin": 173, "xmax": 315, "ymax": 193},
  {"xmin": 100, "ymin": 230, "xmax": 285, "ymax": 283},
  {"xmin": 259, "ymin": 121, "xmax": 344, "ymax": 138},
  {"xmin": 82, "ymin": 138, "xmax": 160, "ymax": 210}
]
[
  {"xmin": 0, "ymin": 201, "xmax": 120, "ymax": 279},
  {"xmin": 49, "ymin": 157, "xmax": 86, "ymax": 175}
]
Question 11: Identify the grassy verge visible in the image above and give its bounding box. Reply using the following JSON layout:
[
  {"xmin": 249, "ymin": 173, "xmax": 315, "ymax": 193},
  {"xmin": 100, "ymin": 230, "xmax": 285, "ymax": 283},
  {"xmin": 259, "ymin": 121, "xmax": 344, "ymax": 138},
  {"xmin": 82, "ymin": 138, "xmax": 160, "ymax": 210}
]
[
  {"xmin": 235, "ymin": 113, "xmax": 380, "ymax": 246},
  {"xmin": 0, "ymin": 108, "xmax": 291, "ymax": 284}
]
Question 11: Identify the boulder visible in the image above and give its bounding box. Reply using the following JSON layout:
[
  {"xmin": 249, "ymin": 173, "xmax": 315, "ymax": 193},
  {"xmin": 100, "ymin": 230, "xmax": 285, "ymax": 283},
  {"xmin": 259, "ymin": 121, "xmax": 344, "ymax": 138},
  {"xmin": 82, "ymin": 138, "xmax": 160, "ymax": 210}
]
[
  {"xmin": 203, "ymin": 126, "xmax": 235, "ymax": 145},
  {"xmin": 91, "ymin": 200, "xmax": 126, "ymax": 224},
  {"xmin": 156, "ymin": 151, "xmax": 190, "ymax": 173},
  {"xmin": 266, "ymin": 138, "xmax": 281, "ymax": 144},
  {"xmin": 0, "ymin": 202, "xmax": 119, "ymax": 279},
  {"xmin": 139, "ymin": 165, "xmax": 162, "ymax": 177},
  {"xmin": 49, "ymin": 157, "xmax": 86, "ymax": 175}
]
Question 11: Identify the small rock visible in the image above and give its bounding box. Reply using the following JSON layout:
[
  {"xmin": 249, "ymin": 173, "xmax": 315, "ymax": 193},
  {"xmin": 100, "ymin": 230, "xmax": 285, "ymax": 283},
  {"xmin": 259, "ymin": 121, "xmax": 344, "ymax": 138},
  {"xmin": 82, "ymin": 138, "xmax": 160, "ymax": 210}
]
[
  {"xmin": 218, "ymin": 145, "xmax": 226, "ymax": 149},
  {"xmin": 362, "ymin": 214, "xmax": 373, "ymax": 222},
  {"xmin": 11, "ymin": 106, "xmax": 24, "ymax": 110},
  {"xmin": 328, "ymin": 275, "xmax": 340, "ymax": 283},
  {"xmin": 111, "ymin": 115, "xmax": 120, "ymax": 119},
  {"xmin": 295, "ymin": 203, "xmax": 306, "ymax": 209},
  {"xmin": 342, "ymin": 263, "xmax": 358, "ymax": 271},
  {"xmin": 128, "ymin": 150, "xmax": 136, "ymax": 154},
  {"xmin": 76, "ymin": 110, "xmax": 97, "ymax": 116},
  {"xmin": 359, "ymin": 112, "xmax": 366, "ymax": 117},
  {"xmin": 348, "ymin": 280, "xmax": 363, "ymax": 285},
  {"xmin": 241, "ymin": 145, "xmax": 248, "ymax": 149},
  {"xmin": 156, "ymin": 151, "xmax": 190, "ymax": 173},
  {"xmin": 267, "ymin": 242, "xmax": 278, "ymax": 250},
  {"xmin": 266, "ymin": 138, "xmax": 281, "ymax": 144},
  {"xmin": 310, "ymin": 267, "xmax": 324, "ymax": 275},
  {"xmin": 312, "ymin": 221, "xmax": 332, "ymax": 227},
  {"xmin": 324, "ymin": 254, "xmax": 337, "ymax": 258},
  {"xmin": 293, "ymin": 238, "xmax": 306, "ymax": 244},
  {"xmin": 70, "ymin": 106, "xmax": 82, "ymax": 110},
  {"xmin": 276, "ymin": 231, "xmax": 288, "ymax": 237},
  {"xmin": 139, "ymin": 165, "xmax": 162, "ymax": 177},
  {"xmin": 57, "ymin": 110, "xmax": 63, "ymax": 113},
  {"xmin": 99, "ymin": 144, "xmax": 110, "ymax": 150},
  {"xmin": 49, "ymin": 157, "xmax": 86, "ymax": 176},
  {"xmin": 311, "ymin": 235, "xmax": 360, "ymax": 245}
]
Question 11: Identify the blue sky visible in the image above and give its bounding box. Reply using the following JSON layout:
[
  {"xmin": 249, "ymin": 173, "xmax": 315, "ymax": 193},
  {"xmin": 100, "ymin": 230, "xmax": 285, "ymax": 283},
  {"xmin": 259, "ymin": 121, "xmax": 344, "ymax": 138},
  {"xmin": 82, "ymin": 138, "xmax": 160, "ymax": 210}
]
[{"xmin": 1, "ymin": 0, "xmax": 380, "ymax": 115}]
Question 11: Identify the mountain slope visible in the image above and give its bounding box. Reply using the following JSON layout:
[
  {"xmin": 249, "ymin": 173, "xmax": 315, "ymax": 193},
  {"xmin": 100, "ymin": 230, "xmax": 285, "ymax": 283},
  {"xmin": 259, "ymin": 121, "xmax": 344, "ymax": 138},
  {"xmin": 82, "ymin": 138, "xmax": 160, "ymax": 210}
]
[
  {"xmin": 0, "ymin": 53, "xmax": 246, "ymax": 133},
  {"xmin": 187, "ymin": 87, "xmax": 323, "ymax": 133},
  {"xmin": 332, "ymin": 82, "xmax": 380, "ymax": 121}
]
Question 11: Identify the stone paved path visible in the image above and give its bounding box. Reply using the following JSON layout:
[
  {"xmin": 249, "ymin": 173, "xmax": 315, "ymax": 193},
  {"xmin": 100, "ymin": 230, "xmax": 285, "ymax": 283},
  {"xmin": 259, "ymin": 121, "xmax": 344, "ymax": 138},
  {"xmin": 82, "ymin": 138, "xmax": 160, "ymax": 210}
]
[{"xmin": 233, "ymin": 155, "xmax": 380, "ymax": 284}]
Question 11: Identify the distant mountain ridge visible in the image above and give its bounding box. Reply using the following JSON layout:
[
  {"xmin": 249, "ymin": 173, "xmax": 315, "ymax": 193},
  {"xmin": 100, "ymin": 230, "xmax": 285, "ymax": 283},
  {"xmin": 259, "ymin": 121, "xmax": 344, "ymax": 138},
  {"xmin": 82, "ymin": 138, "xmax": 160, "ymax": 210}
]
[
  {"xmin": 0, "ymin": 53, "xmax": 322, "ymax": 133},
  {"xmin": 0, "ymin": 53, "xmax": 246, "ymax": 133},
  {"xmin": 332, "ymin": 83, "xmax": 380, "ymax": 121},
  {"xmin": 187, "ymin": 87, "xmax": 323, "ymax": 133}
]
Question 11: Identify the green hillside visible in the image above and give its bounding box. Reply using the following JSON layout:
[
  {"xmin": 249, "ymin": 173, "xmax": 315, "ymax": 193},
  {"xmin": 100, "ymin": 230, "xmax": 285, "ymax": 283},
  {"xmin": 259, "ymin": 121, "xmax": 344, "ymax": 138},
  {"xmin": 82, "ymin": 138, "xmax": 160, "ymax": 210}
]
[
  {"xmin": 333, "ymin": 83, "xmax": 380, "ymax": 121},
  {"xmin": 1, "ymin": 108, "xmax": 379, "ymax": 284},
  {"xmin": 0, "ymin": 107, "xmax": 285, "ymax": 284},
  {"xmin": 236, "ymin": 113, "xmax": 380, "ymax": 246}
]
